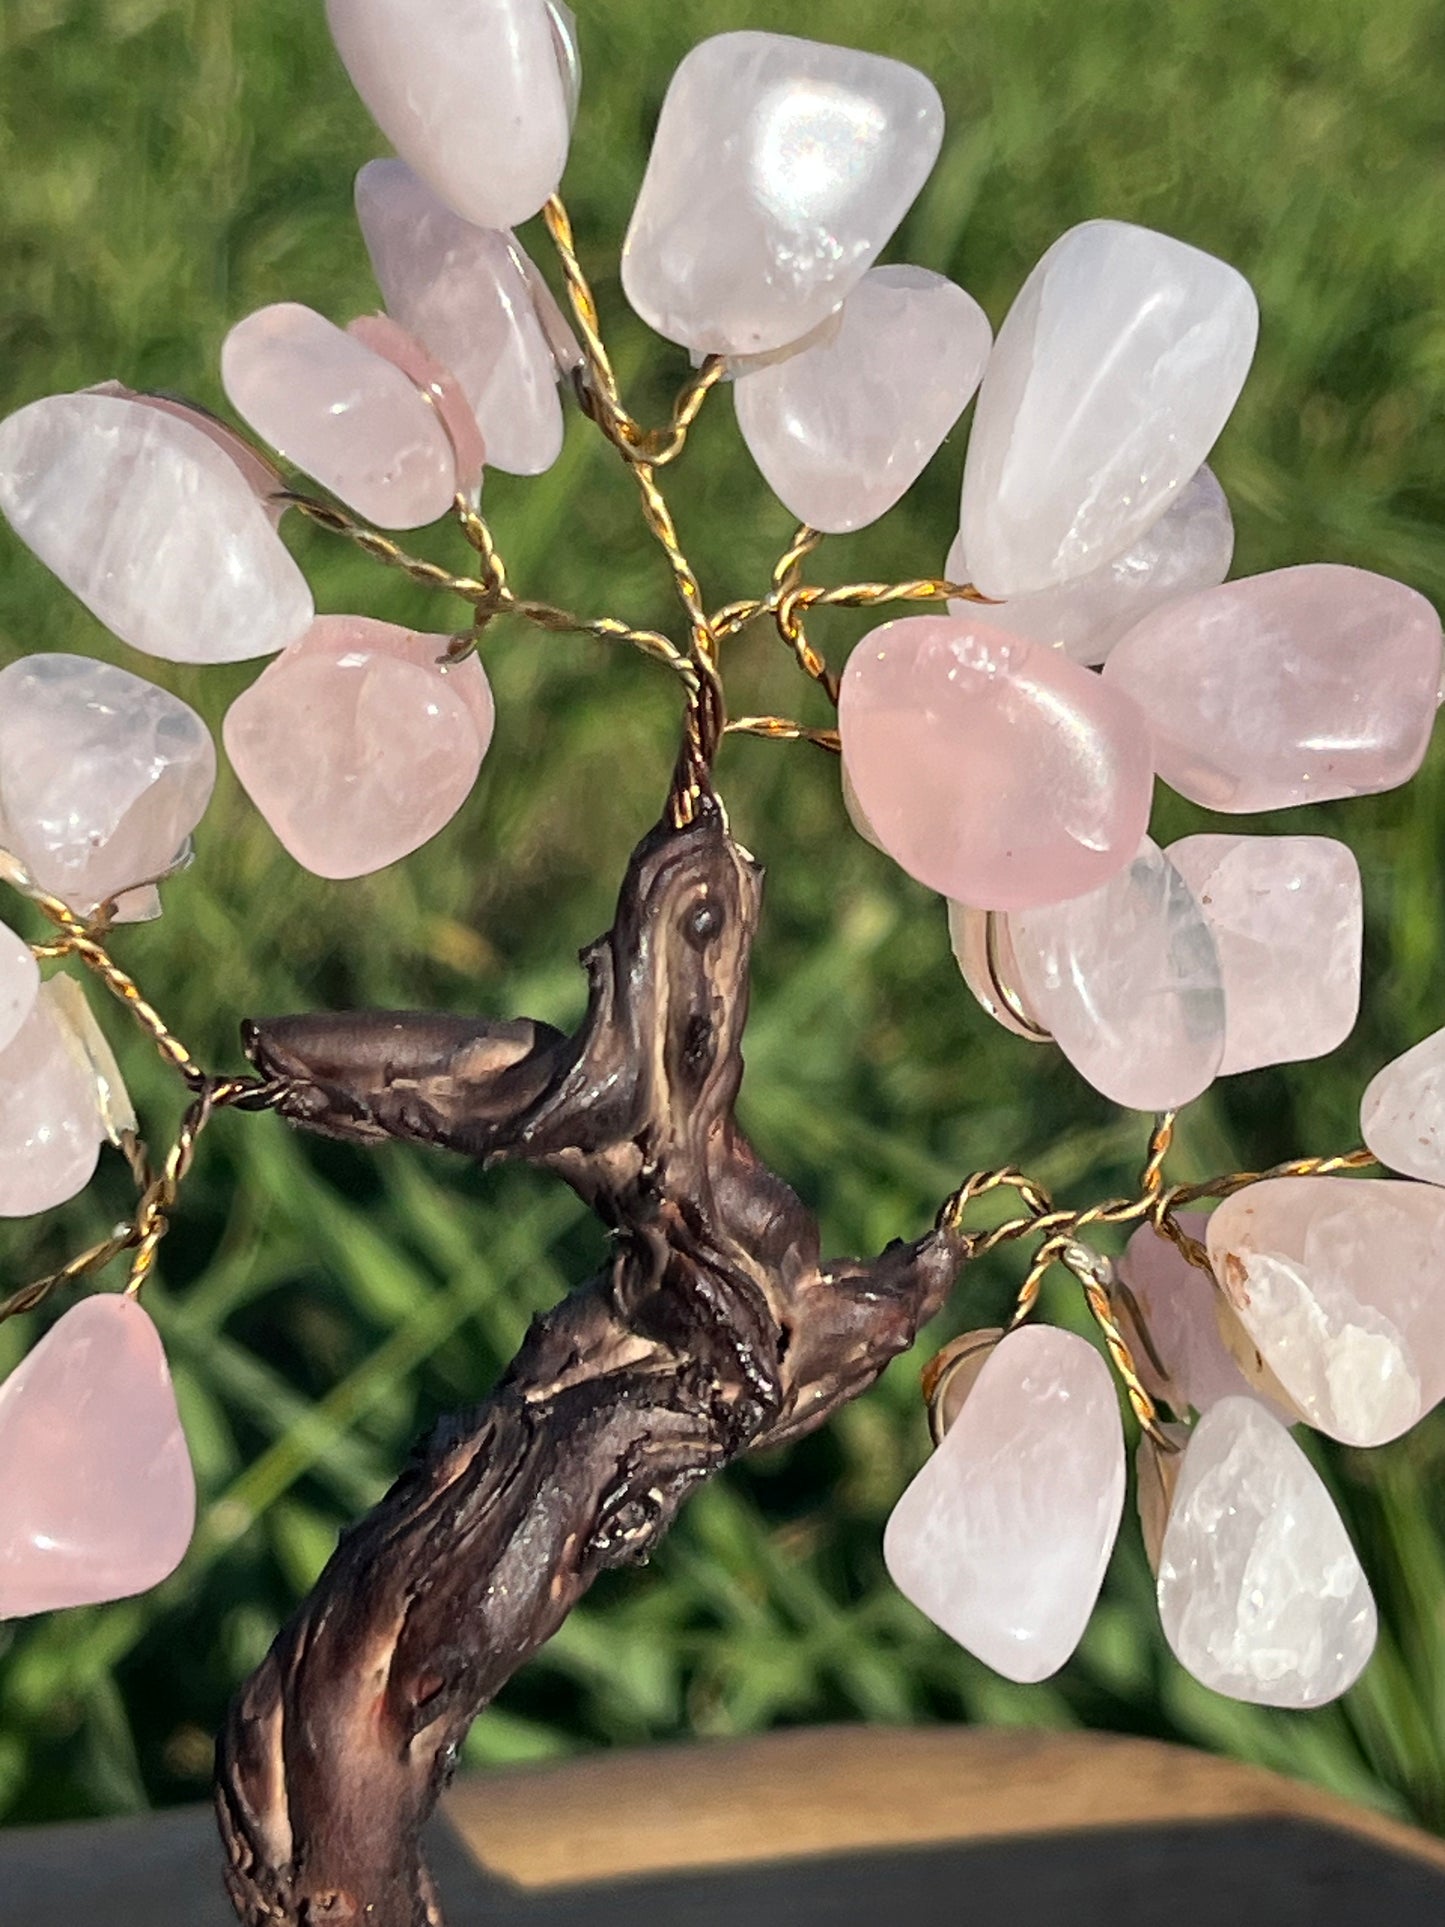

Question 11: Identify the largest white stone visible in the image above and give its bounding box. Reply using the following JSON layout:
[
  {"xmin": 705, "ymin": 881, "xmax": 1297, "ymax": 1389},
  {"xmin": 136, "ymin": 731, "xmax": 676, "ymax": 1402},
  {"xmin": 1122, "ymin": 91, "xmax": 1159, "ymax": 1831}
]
[
  {"xmin": 883, "ymin": 1324, "xmax": 1124, "ymax": 1682},
  {"xmin": 0, "ymin": 392, "xmax": 313, "ymax": 664},
  {"xmin": 622, "ymin": 32, "xmax": 944, "ymax": 356},
  {"xmin": 958, "ymin": 221, "xmax": 1258, "ymax": 599}
]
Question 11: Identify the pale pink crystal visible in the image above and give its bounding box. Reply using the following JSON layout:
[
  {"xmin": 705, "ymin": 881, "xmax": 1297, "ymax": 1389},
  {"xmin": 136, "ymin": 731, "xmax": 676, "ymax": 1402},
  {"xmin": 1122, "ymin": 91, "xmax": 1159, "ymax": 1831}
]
[
  {"xmin": 0, "ymin": 1294, "xmax": 195, "ymax": 1618},
  {"xmin": 223, "ymin": 616, "xmax": 495, "ymax": 880},
  {"xmin": 945, "ymin": 902, "xmax": 1050, "ymax": 1042},
  {"xmin": 0, "ymin": 920, "xmax": 40, "ymax": 1056},
  {"xmin": 1362, "ymin": 1026, "xmax": 1445, "ymax": 1187},
  {"xmin": 884, "ymin": 1324, "xmax": 1125, "ymax": 1682},
  {"xmin": 838, "ymin": 616, "xmax": 1155, "ymax": 910},
  {"xmin": 354, "ymin": 160, "xmax": 568, "ymax": 476},
  {"xmin": 87, "ymin": 383, "xmax": 286, "ymax": 525},
  {"xmin": 347, "ymin": 315, "xmax": 486, "ymax": 502},
  {"xmin": 1104, "ymin": 566, "xmax": 1443, "ymax": 810},
  {"xmin": 1009, "ymin": 837, "xmax": 1225, "ymax": 1111},
  {"xmin": 221, "ymin": 303, "xmax": 459, "ymax": 530},
  {"xmin": 1166, "ymin": 834, "xmax": 1362, "ymax": 1075},
  {"xmin": 1207, "ymin": 1176, "xmax": 1445, "ymax": 1446},
  {"xmin": 0, "ymin": 982, "xmax": 108, "ymax": 1218}
]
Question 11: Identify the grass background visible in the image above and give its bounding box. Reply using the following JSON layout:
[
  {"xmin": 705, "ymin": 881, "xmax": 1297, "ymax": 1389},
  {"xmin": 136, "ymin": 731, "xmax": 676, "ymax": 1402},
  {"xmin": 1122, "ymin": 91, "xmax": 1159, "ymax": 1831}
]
[{"xmin": 2, "ymin": 0, "xmax": 1445, "ymax": 1840}]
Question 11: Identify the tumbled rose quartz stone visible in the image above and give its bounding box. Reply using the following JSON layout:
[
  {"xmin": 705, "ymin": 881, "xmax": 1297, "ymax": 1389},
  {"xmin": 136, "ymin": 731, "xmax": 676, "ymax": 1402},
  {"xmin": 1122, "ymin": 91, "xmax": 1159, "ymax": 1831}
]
[
  {"xmin": 1166, "ymin": 834, "xmax": 1362, "ymax": 1075},
  {"xmin": 1104, "ymin": 566, "xmax": 1444, "ymax": 810},
  {"xmin": 355, "ymin": 160, "xmax": 566, "ymax": 477},
  {"xmin": 47, "ymin": 975, "xmax": 137, "ymax": 1148},
  {"xmin": 87, "ymin": 382, "xmax": 287, "ymax": 525},
  {"xmin": 0, "ymin": 1294, "xmax": 196, "ymax": 1618},
  {"xmin": 1157, "ymin": 1397, "xmax": 1376, "ymax": 1708},
  {"xmin": 946, "ymin": 467, "xmax": 1234, "ymax": 667},
  {"xmin": 346, "ymin": 314, "xmax": 486, "ymax": 504},
  {"xmin": 884, "ymin": 1324, "xmax": 1125, "ymax": 1682},
  {"xmin": 1008, "ymin": 838, "xmax": 1225, "ymax": 1111},
  {"xmin": 838, "ymin": 616, "xmax": 1155, "ymax": 911},
  {"xmin": 0, "ymin": 921, "xmax": 40, "ymax": 1057},
  {"xmin": 622, "ymin": 32, "xmax": 944, "ymax": 356},
  {"xmin": 945, "ymin": 901, "xmax": 1049, "ymax": 1043},
  {"xmin": 223, "ymin": 616, "xmax": 495, "ymax": 880},
  {"xmin": 222, "ymin": 303, "xmax": 459, "ymax": 531},
  {"xmin": 0, "ymin": 982, "xmax": 108, "ymax": 1217},
  {"xmin": 1207, "ymin": 1176, "xmax": 1445, "ymax": 1447},
  {"xmin": 0, "ymin": 655, "xmax": 215, "ymax": 923},
  {"xmin": 1116, "ymin": 1215, "xmax": 1295, "ymax": 1419},
  {"xmin": 1362, "ymin": 1026, "xmax": 1445, "ymax": 1187},
  {"xmin": 325, "ymin": 0, "xmax": 570, "ymax": 230},
  {"xmin": 547, "ymin": 0, "xmax": 581, "ymax": 124},
  {"xmin": 959, "ymin": 222, "xmax": 1258, "ymax": 599},
  {"xmin": 733, "ymin": 266, "xmax": 991, "ymax": 533},
  {"xmin": 0, "ymin": 391, "xmax": 312, "ymax": 663}
]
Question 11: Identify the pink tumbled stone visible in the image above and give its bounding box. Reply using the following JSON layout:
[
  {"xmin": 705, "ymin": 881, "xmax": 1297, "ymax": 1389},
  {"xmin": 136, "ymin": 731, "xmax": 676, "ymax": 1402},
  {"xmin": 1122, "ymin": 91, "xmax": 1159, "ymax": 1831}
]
[
  {"xmin": 1104, "ymin": 566, "xmax": 1443, "ymax": 810},
  {"xmin": 0, "ymin": 982, "xmax": 108, "ymax": 1218},
  {"xmin": 355, "ymin": 160, "xmax": 567, "ymax": 477},
  {"xmin": 221, "ymin": 303, "xmax": 459, "ymax": 530},
  {"xmin": 1362, "ymin": 1026, "xmax": 1445, "ymax": 1187},
  {"xmin": 224, "ymin": 616, "xmax": 495, "ymax": 880},
  {"xmin": 838, "ymin": 616, "xmax": 1155, "ymax": 910},
  {"xmin": 347, "ymin": 314, "xmax": 486, "ymax": 503},
  {"xmin": 87, "ymin": 383, "xmax": 287, "ymax": 525},
  {"xmin": 0, "ymin": 920, "xmax": 40, "ymax": 1056},
  {"xmin": 1167, "ymin": 834, "xmax": 1362, "ymax": 1075},
  {"xmin": 0, "ymin": 1294, "xmax": 195, "ymax": 1618},
  {"xmin": 884, "ymin": 1324, "xmax": 1125, "ymax": 1682}
]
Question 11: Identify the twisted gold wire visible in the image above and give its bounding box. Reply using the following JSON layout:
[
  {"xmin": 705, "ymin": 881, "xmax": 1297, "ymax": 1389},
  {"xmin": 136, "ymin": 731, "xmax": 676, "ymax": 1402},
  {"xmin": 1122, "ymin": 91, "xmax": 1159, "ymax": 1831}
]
[{"xmin": 723, "ymin": 716, "xmax": 841, "ymax": 752}]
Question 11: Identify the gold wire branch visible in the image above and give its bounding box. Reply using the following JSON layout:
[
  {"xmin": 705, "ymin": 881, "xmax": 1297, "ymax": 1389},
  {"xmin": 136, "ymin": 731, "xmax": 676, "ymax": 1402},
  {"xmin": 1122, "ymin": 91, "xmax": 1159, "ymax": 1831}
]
[{"xmin": 723, "ymin": 716, "xmax": 841, "ymax": 752}]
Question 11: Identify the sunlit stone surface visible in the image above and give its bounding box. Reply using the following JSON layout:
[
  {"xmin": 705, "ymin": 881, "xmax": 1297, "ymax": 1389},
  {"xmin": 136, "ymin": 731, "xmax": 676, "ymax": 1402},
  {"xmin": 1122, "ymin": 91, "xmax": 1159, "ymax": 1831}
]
[
  {"xmin": 547, "ymin": 0, "xmax": 581, "ymax": 124},
  {"xmin": 1166, "ymin": 834, "xmax": 1362, "ymax": 1074},
  {"xmin": 622, "ymin": 32, "xmax": 944, "ymax": 356},
  {"xmin": 224, "ymin": 616, "xmax": 495, "ymax": 880},
  {"xmin": 0, "ymin": 391, "xmax": 312, "ymax": 663},
  {"xmin": 0, "ymin": 655, "xmax": 215, "ymax": 923},
  {"xmin": 1207, "ymin": 1177, "xmax": 1445, "ymax": 1446},
  {"xmin": 0, "ymin": 982, "xmax": 108, "ymax": 1218},
  {"xmin": 1104, "ymin": 566, "xmax": 1444, "ymax": 810},
  {"xmin": 958, "ymin": 221, "xmax": 1257, "ymax": 599},
  {"xmin": 946, "ymin": 467, "xmax": 1234, "ymax": 665},
  {"xmin": 946, "ymin": 901, "xmax": 1050, "ymax": 1042},
  {"xmin": 734, "ymin": 266, "xmax": 990, "ymax": 532},
  {"xmin": 87, "ymin": 382, "xmax": 286, "ymax": 524},
  {"xmin": 1157, "ymin": 1396, "xmax": 1376, "ymax": 1707},
  {"xmin": 0, "ymin": 921, "xmax": 40, "ymax": 1057},
  {"xmin": 347, "ymin": 314, "xmax": 486, "ymax": 502},
  {"xmin": 1116, "ymin": 1215, "xmax": 1294, "ymax": 1419},
  {"xmin": 1009, "ymin": 838, "xmax": 1224, "ymax": 1110},
  {"xmin": 1362, "ymin": 1026, "xmax": 1445, "ymax": 1187},
  {"xmin": 47, "ymin": 975, "xmax": 137, "ymax": 1148},
  {"xmin": 355, "ymin": 160, "xmax": 567, "ymax": 476},
  {"xmin": 325, "ymin": 0, "xmax": 571, "ymax": 230},
  {"xmin": 839, "ymin": 616, "xmax": 1155, "ymax": 910},
  {"xmin": 884, "ymin": 1325, "xmax": 1125, "ymax": 1682},
  {"xmin": 222, "ymin": 303, "xmax": 460, "ymax": 530},
  {"xmin": 0, "ymin": 1294, "xmax": 196, "ymax": 1618}
]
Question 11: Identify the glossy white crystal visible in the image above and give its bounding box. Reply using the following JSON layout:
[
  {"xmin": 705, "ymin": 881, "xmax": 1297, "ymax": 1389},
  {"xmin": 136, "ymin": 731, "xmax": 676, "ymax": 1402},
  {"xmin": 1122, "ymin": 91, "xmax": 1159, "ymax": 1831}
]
[
  {"xmin": 0, "ymin": 922, "xmax": 40, "ymax": 1058},
  {"xmin": 0, "ymin": 982, "xmax": 108, "ymax": 1217},
  {"xmin": 734, "ymin": 266, "xmax": 990, "ymax": 532},
  {"xmin": 355, "ymin": 160, "xmax": 566, "ymax": 477},
  {"xmin": 958, "ymin": 221, "xmax": 1258, "ymax": 599},
  {"xmin": 1157, "ymin": 1397, "xmax": 1376, "ymax": 1707},
  {"xmin": 946, "ymin": 467, "xmax": 1234, "ymax": 666},
  {"xmin": 883, "ymin": 1324, "xmax": 1124, "ymax": 1682},
  {"xmin": 1166, "ymin": 834, "xmax": 1362, "ymax": 1075},
  {"xmin": 1009, "ymin": 838, "xmax": 1225, "ymax": 1111},
  {"xmin": 0, "ymin": 655, "xmax": 215, "ymax": 923},
  {"xmin": 1207, "ymin": 1177, "xmax": 1445, "ymax": 1446},
  {"xmin": 0, "ymin": 391, "xmax": 312, "ymax": 663},
  {"xmin": 325, "ymin": 0, "xmax": 571, "ymax": 230},
  {"xmin": 622, "ymin": 32, "xmax": 944, "ymax": 356},
  {"xmin": 1362, "ymin": 1027, "xmax": 1445, "ymax": 1187}
]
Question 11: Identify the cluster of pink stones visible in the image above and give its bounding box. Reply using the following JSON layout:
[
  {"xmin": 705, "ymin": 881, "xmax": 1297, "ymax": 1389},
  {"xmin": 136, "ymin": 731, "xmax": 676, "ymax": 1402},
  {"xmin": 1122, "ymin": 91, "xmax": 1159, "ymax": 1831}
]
[{"xmin": 0, "ymin": 10, "xmax": 1440, "ymax": 1722}]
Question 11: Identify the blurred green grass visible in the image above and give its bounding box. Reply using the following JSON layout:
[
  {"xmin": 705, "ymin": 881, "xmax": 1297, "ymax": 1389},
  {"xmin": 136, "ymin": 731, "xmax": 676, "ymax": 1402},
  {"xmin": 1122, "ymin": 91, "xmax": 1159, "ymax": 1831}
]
[{"xmin": 2, "ymin": 0, "xmax": 1444, "ymax": 1838}]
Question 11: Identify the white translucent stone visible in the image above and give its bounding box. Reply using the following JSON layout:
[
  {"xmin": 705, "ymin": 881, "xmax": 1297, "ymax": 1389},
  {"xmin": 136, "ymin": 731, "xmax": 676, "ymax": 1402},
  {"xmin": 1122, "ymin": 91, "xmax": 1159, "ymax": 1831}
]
[
  {"xmin": 46, "ymin": 975, "xmax": 137, "ymax": 1147},
  {"xmin": 734, "ymin": 266, "xmax": 990, "ymax": 532},
  {"xmin": 355, "ymin": 160, "xmax": 567, "ymax": 477},
  {"xmin": 325, "ymin": 0, "xmax": 571, "ymax": 231},
  {"xmin": 1362, "ymin": 1026, "xmax": 1445, "ymax": 1187},
  {"xmin": 883, "ymin": 1324, "xmax": 1125, "ymax": 1683},
  {"xmin": 0, "ymin": 655, "xmax": 215, "ymax": 923},
  {"xmin": 1166, "ymin": 834, "xmax": 1362, "ymax": 1075},
  {"xmin": 0, "ymin": 391, "xmax": 313, "ymax": 664},
  {"xmin": 0, "ymin": 921, "xmax": 40, "ymax": 1057},
  {"xmin": 1157, "ymin": 1397, "xmax": 1376, "ymax": 1708},
  {"xmin": 1008, "ymin": 838, "xmax": 1225, "ymax": 1111},
  {"xmin": 1207, "ymin": 1177, "xmax": 1445, "ymax": 1446},
  {"xmin": 622, "ymin": 32, "xmax": 944, "ymax": 356},
  {"xmin": 946, "ymin": 467, "xmax": 1234, "ymax": 666},
  {"xmin": 547, "ymin": 0, "xmax": 581, "ymax": 124},
  {"xmin": 946, "ymin": 901, "xmax": 1050, "ymax": 1043},
  {"xmin": 0, "ymin": 981, "xmax": 108, "ymax": 1217},
  {"xmin": 958, "ymin": 221, "xmax": 1258, "ymax": 599}
]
